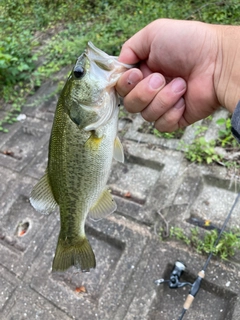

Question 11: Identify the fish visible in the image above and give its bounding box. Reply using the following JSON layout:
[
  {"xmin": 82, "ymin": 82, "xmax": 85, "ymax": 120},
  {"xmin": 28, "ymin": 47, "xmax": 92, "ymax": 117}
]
[{"xmin": 30, "ymin": 42, "xmax": 133, "ymax": 272}]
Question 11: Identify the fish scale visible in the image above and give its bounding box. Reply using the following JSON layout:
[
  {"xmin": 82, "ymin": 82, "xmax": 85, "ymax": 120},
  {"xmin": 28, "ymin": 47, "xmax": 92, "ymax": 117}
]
[{"xmin": 30, "ymin": 42, "xmax": 133, "ymax": 272}]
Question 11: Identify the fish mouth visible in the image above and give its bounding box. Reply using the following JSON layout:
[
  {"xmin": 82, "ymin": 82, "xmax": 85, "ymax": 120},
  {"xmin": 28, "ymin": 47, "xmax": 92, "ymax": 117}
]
[
  {"xmin": 87, "ymin": 41, "xmax": 134, "ymax": 70},
  {"xmin": 82, "ymin": 42, "xmax": 133, "ymax": 132}
]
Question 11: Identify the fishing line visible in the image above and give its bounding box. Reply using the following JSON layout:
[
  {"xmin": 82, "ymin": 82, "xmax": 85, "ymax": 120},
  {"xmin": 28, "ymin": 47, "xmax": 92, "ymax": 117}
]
[
  {"xmin": 155, "ymin": 192, "xmax": 240, "ymax": 320},
  {"xmin": 177, "ymin": 191, "xmax": 240, "ymax": 320}
]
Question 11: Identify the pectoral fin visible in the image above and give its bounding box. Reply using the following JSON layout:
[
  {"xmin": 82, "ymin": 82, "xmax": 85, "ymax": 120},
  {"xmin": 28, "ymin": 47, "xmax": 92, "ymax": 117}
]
[
  {"xmin": 89, "ymin": 188, "xmax": 117, "ymax": 220},
  {"xmin": 30, "ymin": 172, "xmax": 58, "ymax": 214},
  {"xmin": 113, "ymin": 136, "xmax": 124, "ymax": 163}
]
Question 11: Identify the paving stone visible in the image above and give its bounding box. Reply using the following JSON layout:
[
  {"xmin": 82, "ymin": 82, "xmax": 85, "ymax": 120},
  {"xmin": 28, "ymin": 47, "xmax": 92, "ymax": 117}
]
[
  {"xmin": 2, "ymin": 284, "xmax": 72, "ymax": 320},
  {"xmin": 0, "ymin": 266, "xmax": 20, "ymax": 314},
  {"xmin": 24, "ymin": 142, "xmax": 49, "ymax": 179},
  {"xmin": 22, "ymin": 81, "xmax": 58, "ymax": 117},
  {"xmin": 0, "ymin": 174, "xmax": 34, "ymax": 218},
  {"xmin": 0, "ymin": 118, "xmax": 51, "ymax": 172},
  {"xmin": 1, "ymin": 74, "xmax": 240, "ymax": 320},
  {"xmin": 28, "ymin": 215, "xmax": 150, "ymax": 320},
  {"xmin": 113, "ymin": 238, "xmax": 240, "ymax": 320},
  {"xmin": 0, "ymin": 178, "xmax": 57, "ymax": 278},
  {"xmin": 124, "ymin": 114, "xmax": 182, "ymax": 149},
  {"xmin": 24, "ymin": 92, "xmax": 58, "ymax": 123},
  {"xmin": 0, "ymin": 276, "xmax": 16, "ymax": 312},
  {"xmin": 122, "ymin": 140, "xmax": 186, "ymax": 225},
  {"xmin": 110, "ymin": 164, "xmax": 160, "ymax": 204},
  {"xmin": 180, "ymin": 121, "xmax": 202, "ymax": 145},
  {"xmin": 167, "ymin": 163, "xmax": 240, "ymax": 228},
  {"xmin": 0, "ymin": 167, "xmax": 18, "ymax": 200},
  {"xmin": 108, "ymin": 154, "xmax": 163, "ymax": 224}
]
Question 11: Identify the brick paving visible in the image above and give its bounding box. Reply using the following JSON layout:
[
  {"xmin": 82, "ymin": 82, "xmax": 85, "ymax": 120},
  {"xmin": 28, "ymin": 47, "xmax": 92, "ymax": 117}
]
[{"xmin": 0, "ymin": 72, "xmax": 240, "ymax": 319}]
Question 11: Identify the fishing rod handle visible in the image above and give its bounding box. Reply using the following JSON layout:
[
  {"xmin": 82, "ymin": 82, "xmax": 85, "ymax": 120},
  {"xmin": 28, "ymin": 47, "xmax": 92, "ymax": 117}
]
[{"xmin": 183, "ymin": 270, "xmax": 205, "ymax": 310}]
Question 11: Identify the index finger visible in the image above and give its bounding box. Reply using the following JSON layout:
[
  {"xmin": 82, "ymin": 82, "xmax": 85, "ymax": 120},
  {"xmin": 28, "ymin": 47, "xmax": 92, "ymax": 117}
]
[
  {"xmin": 118, "ymin": 22, "xmax": 156, "ymax": 64},
  {"xmin": 115, "ymin": 68, "xmax": 143, "ymax": 97}
]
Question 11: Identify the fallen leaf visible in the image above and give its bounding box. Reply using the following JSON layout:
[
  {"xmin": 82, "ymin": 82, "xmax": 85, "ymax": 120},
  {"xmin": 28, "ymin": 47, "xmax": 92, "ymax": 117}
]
[
  {"xmin": 75, "ymin": 286, "xmax": 86, "ymax": 293},
  {"xmin": 124, "ymin": 191, "xmax": 131, "ymax": 198}
]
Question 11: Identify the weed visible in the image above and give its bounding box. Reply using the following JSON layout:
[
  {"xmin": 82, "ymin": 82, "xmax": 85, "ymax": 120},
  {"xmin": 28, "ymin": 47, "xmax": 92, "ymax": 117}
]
[
  {"xmin": 139, "ymin": 122, "xmax": 184, "ymax": 139},
  {"xmin": 168, "ymin": 226, "xmax": 240, "ymax": 260},
  {"xmin": 169, "ymin": 226, "xmax": 191, "ymax": 245},
  {"xmin": 216, "ymin": 117, "xmax": 238, "ymax": 148},
  {"xmin": 180, "ymin": 137, "xmax": 222, "ymax": 164},
  {"xmin": 152, "ymin": 128, "xmax": 184, "ymax": 139},
  {"xmin": 1, "ymin": 0, "xmax": 240, "ymax": 132}
]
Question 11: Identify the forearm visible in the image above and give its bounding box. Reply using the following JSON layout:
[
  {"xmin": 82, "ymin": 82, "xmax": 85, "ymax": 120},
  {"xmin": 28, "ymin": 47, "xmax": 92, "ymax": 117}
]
[{"xmin": 213, "ymin": 24, "xmax": 240, "ymax": 113}]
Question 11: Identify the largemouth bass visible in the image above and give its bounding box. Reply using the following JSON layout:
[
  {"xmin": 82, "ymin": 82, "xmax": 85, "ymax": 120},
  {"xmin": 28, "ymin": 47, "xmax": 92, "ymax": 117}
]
[{"xmin": 30, "ymin": 42, "xmax": 133, "ymax": 272}]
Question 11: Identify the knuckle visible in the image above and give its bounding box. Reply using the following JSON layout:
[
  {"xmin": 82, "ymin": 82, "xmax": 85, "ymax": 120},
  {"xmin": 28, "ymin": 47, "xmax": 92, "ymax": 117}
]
[
  {"xmin": 123, "ymin": 96, "xmax": 140, "ymax": 113},
  {"xmin": 155, "ymin": 113, "xmax": 180, "ymax": 132},
  {"xmin": 141, "ymin": 104, "xmax": 158, "ymax": 122},
  {"xmin": 124, "ymin": 91, "xmax": 150, "ymax": 112},
  {"xmin": 155, "ymin": 121, "xmax": 178, "ymax": 133},
  {"xmin": 155, "ymin": 94, "xmax": 172, "ymax": 110}
]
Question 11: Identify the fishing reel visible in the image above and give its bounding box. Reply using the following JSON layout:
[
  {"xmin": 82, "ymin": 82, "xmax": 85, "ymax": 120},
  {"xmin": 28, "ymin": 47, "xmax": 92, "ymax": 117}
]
[
  {"xmin": 153, "ymin": 193, "xmax": 240, "ymax": 320},
  {"xmin": 155, "ymin": 261, "xmax": 193, "ymax": 289}
]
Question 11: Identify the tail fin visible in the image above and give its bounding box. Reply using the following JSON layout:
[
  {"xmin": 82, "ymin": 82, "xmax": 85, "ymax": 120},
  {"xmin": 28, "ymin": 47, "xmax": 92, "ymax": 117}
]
[{"xmin": 52, "ymin": 237, "xmax": 96, "ymax": 272}]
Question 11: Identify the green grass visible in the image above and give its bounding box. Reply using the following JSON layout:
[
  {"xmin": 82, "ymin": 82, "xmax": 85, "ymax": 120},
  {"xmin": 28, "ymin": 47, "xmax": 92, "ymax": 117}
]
[
  {"xmin": 1, "ymin": 0, "xmax": 240, "ymax": 262},
  {"xmin": 216, "ymin": 117, "xmax": 238, "ymax": 148},
  {"xmin": 138, "ymin": 121, "xmax": 184, "ymax": 139},
  {"xmin": 1, "ymin": 0, "xmax": 240, "ymax": 131},
  {"xmin": 180, "ymin": 137, "xmax": 222, "ymax": 164},
  {"xmin": 167, "ymin": 226, "xmax": 240, "ymax": 260}
]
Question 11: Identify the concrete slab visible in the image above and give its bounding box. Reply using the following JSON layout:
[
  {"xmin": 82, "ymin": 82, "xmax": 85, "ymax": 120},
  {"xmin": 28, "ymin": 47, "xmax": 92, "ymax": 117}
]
[
  {"xmin": 1, "ymin": 71, "xmax": 240, "ymax": 320},
  {"xmin": 2, "ymin": 284, "xmax": 72, "ymax": 320},
  {"xmin": 28, "ymin": 215, "xmax": 150, "ymax": 320},
  {"xmin": 0, "ymin": 118, "xmax": 51, "ymax": 172}
]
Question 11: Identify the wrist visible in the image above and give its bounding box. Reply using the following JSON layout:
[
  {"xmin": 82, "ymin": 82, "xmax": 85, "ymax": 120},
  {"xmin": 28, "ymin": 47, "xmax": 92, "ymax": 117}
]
[{"xmin": 214, "ymin": 25, "xmax": 240, "ymax": 113}]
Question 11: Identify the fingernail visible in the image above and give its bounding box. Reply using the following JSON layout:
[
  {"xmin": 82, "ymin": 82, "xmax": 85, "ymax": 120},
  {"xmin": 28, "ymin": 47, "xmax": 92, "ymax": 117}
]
[
  {"xmin": 171, "ymin": 78, "xmax": 186, "ymax": 93},
  {"xmin": 127, "ymin": 71, "xmax": 141, "ymax": 85},
  {"xmin": 148, "ymin": 74, "xmax": 165, "ymax": 90}
]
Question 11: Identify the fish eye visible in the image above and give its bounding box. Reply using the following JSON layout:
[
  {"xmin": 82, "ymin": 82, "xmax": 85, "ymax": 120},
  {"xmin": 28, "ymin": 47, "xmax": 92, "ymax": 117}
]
[{"xmin": 73, "ymin": 66, "xmax": 84, "ymax": 79}]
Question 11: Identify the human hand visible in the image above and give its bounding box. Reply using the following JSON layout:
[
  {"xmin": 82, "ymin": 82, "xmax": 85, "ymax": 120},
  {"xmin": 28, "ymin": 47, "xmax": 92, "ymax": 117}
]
[{"xmin": 116, "ymin": 19, "xmax": 240, "ymax": 132}]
